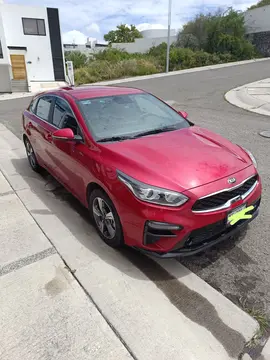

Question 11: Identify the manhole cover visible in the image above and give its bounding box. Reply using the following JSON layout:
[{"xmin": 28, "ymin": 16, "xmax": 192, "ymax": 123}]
[{"xmin": 259, "ymin": 130, "xmax": 270, "ymax": 138}]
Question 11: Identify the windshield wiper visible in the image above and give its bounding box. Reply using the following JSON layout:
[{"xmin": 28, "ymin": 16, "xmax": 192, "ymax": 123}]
[
  {"xmin": 97, "ymin": 135, "xmax": 133, "ymax": 143},
  {"xmin": 132, "ymin": 125, "xmax": 178, "ymax": 139},
  {"xmin": 98, "ymin": 126, "xmax": 178, "ymax": 143}
]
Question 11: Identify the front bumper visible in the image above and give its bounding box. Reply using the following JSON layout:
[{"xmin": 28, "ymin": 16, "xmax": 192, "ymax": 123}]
[
  {"xmin": 115, "ymin": 166, "xmax": 262, "ymax": 255},
  {"xmin": 134, "ymin": 198, "xmax": 260, "ymax": 258}
]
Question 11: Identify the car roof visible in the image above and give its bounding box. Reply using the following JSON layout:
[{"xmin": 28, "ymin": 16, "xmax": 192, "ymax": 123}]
[{"xmin": 43, "ymin": 85, "xmax": 145, "ymax": 100}]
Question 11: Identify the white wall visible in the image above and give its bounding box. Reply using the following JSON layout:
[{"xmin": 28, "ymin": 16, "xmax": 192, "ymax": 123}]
[
  {"xmin": 112, "ymin": 36, "xmax": 177, "ymax": 54},
  {"xmin": 0, "ymin": 8, "xmax": 12, "ymax": 92},
  {"xmin": 0, "ymin": 9, "xmax": 9, "ymax": 65},
  {"xmin": 140, "ymin": 29, "xmax": 176, "ymax": 39},
  {"xmin": 245, "ymin": 5, "xmax": 270, "ymax": 34},
  {"xmin": 1, "ymin": 3, "xmax": 55, "ymax": 81}
]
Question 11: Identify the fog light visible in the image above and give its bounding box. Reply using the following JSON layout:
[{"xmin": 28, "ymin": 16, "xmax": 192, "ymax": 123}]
[
  {"xmin": 144, "ymin": 221, "xmax": 182, "ymax": 245},
  {"xmin": 147, "ymin": 221, "xmax": 182, "ymax": 231}
]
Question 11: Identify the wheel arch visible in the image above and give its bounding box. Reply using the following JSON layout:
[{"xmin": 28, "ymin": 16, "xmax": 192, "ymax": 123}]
[{"xmin": 86, "ymin": 182, "xmax": 106, "ymax": 205}]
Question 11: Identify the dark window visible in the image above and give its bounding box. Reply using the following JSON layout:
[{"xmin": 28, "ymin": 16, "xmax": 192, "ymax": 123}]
[
  {"xmin": 60, "ymin": 114, "xmax": 81, "ymax": 136},
  {"xmin": 52, "ymin": 98, "xmax": 72, "ymax": 127},
  {"xmin": 36, "ymin": 96, "xmax": 53, "ymax": 121},
  {"xmin": 22, "ymin": 18, "xmax": 46, "ymax": 36},
  {"xmin": 0, "ymin": 40, "xmax": 3, "ymax": 59}
]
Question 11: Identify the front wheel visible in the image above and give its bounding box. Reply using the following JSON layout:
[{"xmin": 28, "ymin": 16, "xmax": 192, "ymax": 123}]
[
  {"xmin": 24, "ymin": 137, "xmax": 41, "ymax": 172},
  {"xmin": 89, "ymin": 189, "xmax": 124, "ymax": 248}
]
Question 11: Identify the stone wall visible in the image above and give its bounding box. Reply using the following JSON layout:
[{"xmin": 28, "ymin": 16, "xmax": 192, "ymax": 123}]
[
  {"xmin": 246, "ymin": 31, "xmax": 270, "ymax": 57},
  {"xmin": 244, "ymin": 5, "xmax": 270, "ymax": 57}
]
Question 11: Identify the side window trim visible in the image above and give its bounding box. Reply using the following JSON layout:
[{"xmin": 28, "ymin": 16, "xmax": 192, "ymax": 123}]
[{"xmin": 51, "ymin": 95, "xmax": 85, "ymax": 142}]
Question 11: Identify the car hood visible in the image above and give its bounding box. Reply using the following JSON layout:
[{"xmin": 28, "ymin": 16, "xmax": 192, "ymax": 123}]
[{"xmin": 101, "ymin": 126, "xmax": 252, "ymax": 191}]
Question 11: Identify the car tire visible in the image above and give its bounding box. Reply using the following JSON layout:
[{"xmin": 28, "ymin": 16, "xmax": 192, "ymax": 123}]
[
  {"xmin": 24, "ymin": 137, "xmax": 41, "ymax": 173},
  {"xmin": 89, "ymin": 189, "xmax": 124, "ymax": 248}
]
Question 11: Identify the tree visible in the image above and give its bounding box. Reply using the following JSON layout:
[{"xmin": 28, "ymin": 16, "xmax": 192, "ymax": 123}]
[
  {"xmin": 176, "ymin": 33, "xmax": 199, "ymax": 51},
  {"xmin": 176, "ymin": 8, "xmax": 256, "ymax": 59},
  {"xmin": 104, "ymin": 24, "xmax": 142, "ymax": 44},
  {"xmin": 248, "ymin": 0, "xmax": 270, "ymax": 10},
  {"xmin": 178, "ymin": 14, "xmax": 210, "ymax": 49}
]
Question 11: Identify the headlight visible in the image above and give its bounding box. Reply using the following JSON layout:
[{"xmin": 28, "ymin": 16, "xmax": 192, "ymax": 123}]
[
  {"xmin": 242, "ymin": 147, "xmax": 257, "ymax": 169},
  {"xmin": 117, "ymin": 171, "xmax": 189, "ymax": 207}
]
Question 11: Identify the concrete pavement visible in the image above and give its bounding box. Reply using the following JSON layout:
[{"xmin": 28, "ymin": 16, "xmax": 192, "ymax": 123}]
[
  {"xmin": 0, "ymin": 124, "xmax": 260, "ymax": 359},
  {"xmin": 0, "ymin": 145, "xmax": 133, "ymax": 360},
  {"xmin": 225, "ymin": 78, "xmax": 270, "ymax": 116}
]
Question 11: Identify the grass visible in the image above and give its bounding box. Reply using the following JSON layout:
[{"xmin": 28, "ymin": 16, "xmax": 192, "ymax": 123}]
[{"xmin": 239, "ymin": 297, "xmax": 270, "ymax": 348}]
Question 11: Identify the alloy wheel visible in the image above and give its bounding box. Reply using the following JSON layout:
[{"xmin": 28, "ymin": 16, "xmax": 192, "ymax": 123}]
[
  {"xmin": 25, "ymin": 139, "xmax": 37, "ymax": 168},
  {"xmin": 92, "ymin": 197, "xmax": 116, "ymax": 239}
]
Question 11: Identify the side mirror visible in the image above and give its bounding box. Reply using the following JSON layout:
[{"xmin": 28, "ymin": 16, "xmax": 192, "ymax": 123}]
[
  {"xmin": 178, "ymin": 111, "xmax": 188, "ymax": 119},
  {"xmin": 52, "ymin": 128, "xmax": 75, "ymax": 141}
]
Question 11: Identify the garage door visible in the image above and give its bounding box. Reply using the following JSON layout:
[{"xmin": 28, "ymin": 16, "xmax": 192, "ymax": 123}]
[{"xmin": 10, "ymin": 55, "xmax": 27, "ymax": 80}]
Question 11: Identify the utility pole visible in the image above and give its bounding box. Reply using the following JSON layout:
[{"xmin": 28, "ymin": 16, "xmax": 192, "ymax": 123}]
[{"xmin": 166, "ymin": 0, "xmax": 172, "ymax": 73}]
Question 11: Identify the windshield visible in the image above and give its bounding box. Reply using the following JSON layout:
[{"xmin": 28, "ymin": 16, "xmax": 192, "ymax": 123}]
[{"xmin": 78, "ymin": 93, "xmax": 190, "ymax": 142}]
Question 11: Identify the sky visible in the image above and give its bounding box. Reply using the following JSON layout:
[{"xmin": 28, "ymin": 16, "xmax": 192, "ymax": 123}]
[{"xmin": 5, "ymin": 0, "xmax": 258, "ymax": 44}]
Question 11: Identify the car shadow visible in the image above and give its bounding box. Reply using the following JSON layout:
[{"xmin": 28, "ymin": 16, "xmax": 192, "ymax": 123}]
[{"xmin": 11, "ymin": 157, "xmax": 250, "ymax": 358}]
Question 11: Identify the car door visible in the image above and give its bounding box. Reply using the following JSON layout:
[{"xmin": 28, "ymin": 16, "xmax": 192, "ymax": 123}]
[
  {"xmin": 23, "ymin": 96, "xmax": 40, "ymax": 159},
  {"xmin": 34, "ymin": 95, "xmax": 57, "ymax": 172},
  {"xmin": 50, "ymin": 97, "xmax": 89, "ymax": 202}
]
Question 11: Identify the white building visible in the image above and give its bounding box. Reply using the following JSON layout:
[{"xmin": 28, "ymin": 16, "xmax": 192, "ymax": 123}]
[
  {"xmin": 62, "ymin": 29, "xmax": 177, "ymax": 56},
  {"xmin": 0, "ymin": 1, "xmax": 66, "ymax": 93},
  {"xmin": 112, "ymin": 28, "xmax": 177, "ymax": 54},
  {"xmin": 63, "ymin": 37, "xmax": 108, "ymax": 54}
]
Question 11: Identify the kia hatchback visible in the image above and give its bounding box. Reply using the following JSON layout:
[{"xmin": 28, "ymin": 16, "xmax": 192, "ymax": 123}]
[{"xmin": 22, "ymin": 86, "xmax": 261, "ymax": 257}]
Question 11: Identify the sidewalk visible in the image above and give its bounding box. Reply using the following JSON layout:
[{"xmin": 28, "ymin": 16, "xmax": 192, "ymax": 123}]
[
  {"xmin": 225, "ymin": 78, "xmax": 270, "ymax": 117},
  {"xmin": 0, "ymin": 123, "xmax": 265, "ymax": 360},
  {"xmin": 0, "ymin": 140, "xmax": 133, "ymax": 359}
]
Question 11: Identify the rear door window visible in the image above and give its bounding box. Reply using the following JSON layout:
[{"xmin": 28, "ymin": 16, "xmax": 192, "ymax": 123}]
[{"xmin": 36, "ymin": 96, "xmax": 54, "ymax": 122}]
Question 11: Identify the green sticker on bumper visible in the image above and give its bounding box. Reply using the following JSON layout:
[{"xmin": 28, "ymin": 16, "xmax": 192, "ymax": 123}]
[{"xmin": 228, "ymin": 205, "xmax": 255, "ymax": 226}]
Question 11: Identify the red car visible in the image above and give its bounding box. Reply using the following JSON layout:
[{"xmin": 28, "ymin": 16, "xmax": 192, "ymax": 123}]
[{"xmin": 22, "ymin": 86, "xmax": 261, "ymax": 257}]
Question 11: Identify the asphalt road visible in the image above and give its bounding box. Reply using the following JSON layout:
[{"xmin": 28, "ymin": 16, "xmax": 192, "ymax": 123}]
[{"xmin": 1, "ymin": 60, "xmax": 270, "ymax": 318}]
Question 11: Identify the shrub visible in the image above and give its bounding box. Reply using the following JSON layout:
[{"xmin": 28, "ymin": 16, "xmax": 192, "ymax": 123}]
[
  {"xmin": 64, "ymin": 51, "xmax": 87, "ymax": 69},
  {"xmin": 75, "ymin": 58, "xmax": 162, "ymax": 85}
]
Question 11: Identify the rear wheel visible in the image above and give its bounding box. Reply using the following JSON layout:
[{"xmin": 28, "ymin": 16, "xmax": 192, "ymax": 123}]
[
  {"xmin": 89, "ymin": 189, "xmax": 124, "ymax": 248},
  {"xmin": 24, "ymin": 137, "xmax": 41, "ymax": 172}
]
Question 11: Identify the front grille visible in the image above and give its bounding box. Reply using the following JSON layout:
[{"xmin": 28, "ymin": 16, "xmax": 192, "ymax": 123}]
[
  {"xmin": 187, "ymin": 220, "xmax": 225, "ymax": 246},
  {"xmin": 192, "ymin": 175, "xmax": 258, "ymax": 212},
  {"xmin": 186, "ymin": 198, "xmax": 260, "ymax": 248}
]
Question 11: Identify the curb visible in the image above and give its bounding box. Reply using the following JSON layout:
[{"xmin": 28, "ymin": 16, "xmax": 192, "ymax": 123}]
[{"xmin": 225, "ymin": 78, "xmax": 270, "ymax": 117}]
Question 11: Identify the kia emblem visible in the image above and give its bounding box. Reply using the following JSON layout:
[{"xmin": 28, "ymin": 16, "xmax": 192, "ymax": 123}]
[{"xmin": 228, "ymin": 177, "xmax": 236, "ymax": 184}]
